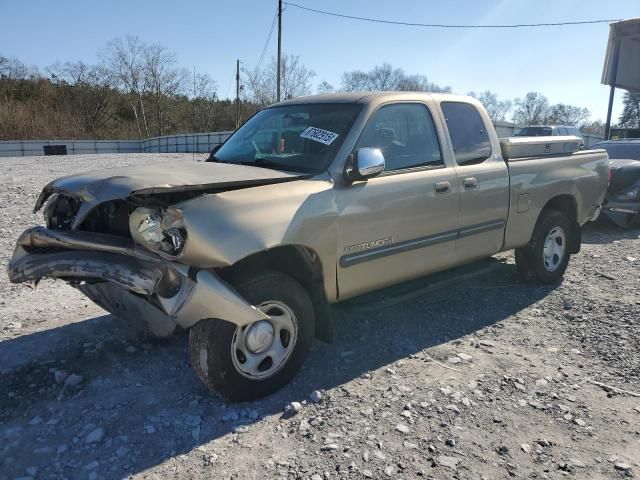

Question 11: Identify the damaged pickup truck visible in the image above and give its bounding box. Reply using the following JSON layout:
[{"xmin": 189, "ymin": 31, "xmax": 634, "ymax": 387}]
[{"xmin": 8, "ymin": 93, "xmax": 609, "ymax": 401}]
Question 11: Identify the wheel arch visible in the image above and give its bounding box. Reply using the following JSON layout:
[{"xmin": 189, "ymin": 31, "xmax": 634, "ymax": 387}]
[
  {"xmin": 540, "ymin": 194, "xmax": 581, "ymax": 254},
  {"xmin": 219, "ymin": 244, "xmax": 334, "ymax": 343}
]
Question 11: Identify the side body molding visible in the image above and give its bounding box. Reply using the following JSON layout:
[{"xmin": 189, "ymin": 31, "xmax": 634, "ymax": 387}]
[{"xmin": 339, "ymin": 219, "xmax": 506, "ymax": 268}]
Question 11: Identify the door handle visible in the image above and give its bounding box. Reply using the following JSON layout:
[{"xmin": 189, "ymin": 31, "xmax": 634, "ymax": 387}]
[
  {"xmin": 463, "ymin": 177, "xmax": 478, "ymax": 189},
  {"xmin": 435, "ymin": 181, "xmax": 451, "ymax": 194}
]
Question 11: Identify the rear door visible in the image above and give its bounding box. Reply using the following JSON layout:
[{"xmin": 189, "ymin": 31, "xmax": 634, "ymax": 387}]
[
  {"xmin": 439, "ymin": 101, "xmax": 509, "ymax": 262},
  {"xmin": 335, "ymin": 101, "xmax": 459, "ymax": 299}
]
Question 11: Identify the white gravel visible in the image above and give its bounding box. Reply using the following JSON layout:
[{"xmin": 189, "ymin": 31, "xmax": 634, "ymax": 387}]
[{"xmin": 0, "ymin": 153, "xmax": 639, "ymax": 480}]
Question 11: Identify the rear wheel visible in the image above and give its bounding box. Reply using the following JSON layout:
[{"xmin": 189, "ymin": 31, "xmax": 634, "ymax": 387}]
[
  {"xmin": 515, "ymin": 209, "xmax": 573, "ymax": 284},
  {"xmin": 189, "ymin": 271, "xmax": 315, "ymax": 402}
]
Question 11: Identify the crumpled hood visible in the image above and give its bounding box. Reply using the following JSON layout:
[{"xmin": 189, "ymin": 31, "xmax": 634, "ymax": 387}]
[{"xmin": 34, "ymin": 161, "xmax": 309, "ymax": 228}]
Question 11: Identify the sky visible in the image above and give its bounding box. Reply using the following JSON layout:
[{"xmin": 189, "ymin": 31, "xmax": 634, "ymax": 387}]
[{"xmin": 1, "ymin": 0, "xmax": 638, "ymax": 122}]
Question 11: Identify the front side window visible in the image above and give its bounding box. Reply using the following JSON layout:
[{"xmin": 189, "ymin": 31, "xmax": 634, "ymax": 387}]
[
  {"xmin": 441, "ymin": 102, "xmax": 491, "ymax": 165},
  {"xmin": 357, "ymin": 103, "xmax": 443, "ymax": 171},
  {"xmin": 213, "ymin": 103, "xmax": 362, "ymax": 173}
]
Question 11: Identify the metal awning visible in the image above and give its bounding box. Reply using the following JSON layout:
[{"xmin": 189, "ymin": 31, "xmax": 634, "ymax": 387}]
[
  {"xmin": 602, "ymin": 17, "xmax": 640, "ymax": 91},
  {"xmin": 601, "ymin": 18, "xmax": 640, "ymax": 139}
]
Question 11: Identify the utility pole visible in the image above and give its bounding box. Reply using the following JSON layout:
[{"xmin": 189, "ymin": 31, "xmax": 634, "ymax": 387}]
[
  {"xmin": 192, "ymin": 66, "xmax": 196, "ymax": 160},
  {"xmin": 276, "ymin": 0, "xmax": 282, "ymax": 102},
  {"xmin": 604, "ymin": 39, "xmax": 620, "ymax": 141},
  {"xmin": 235, "ymin": 59, "xmax": 240, "ymax": 130}
]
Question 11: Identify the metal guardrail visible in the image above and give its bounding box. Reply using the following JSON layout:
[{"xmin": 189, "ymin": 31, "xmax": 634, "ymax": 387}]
[
  {"xmin": 0, "ymin": 132, "xmax": 233, "ymax": 157},
  {"xmin": 142, "ymin": 132, "xmax": 233, "ymax": 154}
]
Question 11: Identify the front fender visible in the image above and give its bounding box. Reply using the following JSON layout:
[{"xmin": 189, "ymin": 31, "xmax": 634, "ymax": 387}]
[{"xmin": 174, "ymin": 177, "xmax": 340, "ymax": 301}]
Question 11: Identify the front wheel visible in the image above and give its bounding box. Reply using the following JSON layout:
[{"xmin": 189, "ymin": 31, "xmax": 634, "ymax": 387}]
[
  {"xmin": 515, "ymin": 209, "xmax": 573, "ymax": 284},
  {"xmin": 189, "ymin": 271, "xmax": 315, "ymax": 402}
]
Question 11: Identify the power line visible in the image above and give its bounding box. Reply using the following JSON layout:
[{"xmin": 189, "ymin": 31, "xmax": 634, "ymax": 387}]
[
  {"xmin": 256, "ymin": 6, "xmax": 279, "ymax": 72},
  {"xmin": 284, "ymin": 2, "xmax": 621, "ymax": 29}
]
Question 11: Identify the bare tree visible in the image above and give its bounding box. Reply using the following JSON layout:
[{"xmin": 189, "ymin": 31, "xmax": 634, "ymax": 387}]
[
  {"xmin": 192, "ymin": 73, "xmax": 220, "ymax": 132},
  {"xmin": 102, "ymin": 35, "xmax": 149, "ymax": 138},
  {"xmin": 512, "ymin": 92, "xmax": 549, "ymax": 125},
  {"xmin": 340, "ymin": 70, "xmax": 370, "ymax": 92},
  {"xmin": 47, "ymin": 61, "xmax": 115, "ymax": 135},
  {"xmin": 341, "ymin": 63, "xmax": 449, "ymax": 93},
  {"xmin": 144, "ymin": 43, "xmax": 188, "ymax": 136},
  {"xmin": 0, "ymin": 56, "xmax": 40, "ymax": 101},
  {"xmin": 245, "ymin": 54, "xmax": 315, "ymax": 106},
  {"xmin": 367, "ymin": 63, "xmax": 403, "ymax": 90},
  {"xmin": 397, "ymin": 73, "xmax": 450, "ymax": 93},
  {"xmin": 341, "ymin": 64, "xmax": 401, "ymax": 91},
  {"xmin": 619, "ymin": 91, "xmax": 640, "ymax": 128},
  {"xmin": 316, "ymin": 80, "xmax": 334, "ymax": 94},
  {"xmin": 281, "ymin": 55, "xmax": 315, "ymax": 100},
  {"xmin": 546, "ymin": 103, "xmax": 590, "ymax": 126},
  {"xmin": 469, "ymin": 90, "xmax": 511, "ymax": 122},
  {"xmin": 0, "ymin": 56, "xmax": 33, "ymax": 80}
]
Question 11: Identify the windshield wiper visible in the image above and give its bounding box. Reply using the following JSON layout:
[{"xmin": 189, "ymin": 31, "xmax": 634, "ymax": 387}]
[
  {"xmin": 235, "ymin": 158, "xmax": 314, "ymax": 174},
  {"xmin": 253, "ymin": 157, "xmax": 289, "ymax": 169}
]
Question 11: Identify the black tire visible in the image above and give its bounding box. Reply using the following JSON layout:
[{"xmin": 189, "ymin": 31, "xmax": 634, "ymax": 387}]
[
  {"xmin": 189, "ymin": 270, "xmax": 315, "ymax": 402},
  {"xmin": 515, "ymin": 209, "xmax": 573, "ymax": 285}
]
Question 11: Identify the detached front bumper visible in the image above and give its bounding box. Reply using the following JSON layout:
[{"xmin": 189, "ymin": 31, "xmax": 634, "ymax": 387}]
[{"xmin": 7, "ymin": 227, "xmax": 268, "ymax": 337}]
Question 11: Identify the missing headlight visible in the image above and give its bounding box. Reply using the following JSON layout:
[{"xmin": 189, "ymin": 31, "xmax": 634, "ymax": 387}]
[
  {"xmin": 130, "ymin": 207, "xmax": 187, "ymax": 256},
  {"xmin": 44, "ymin": 193, "xmax": 80, "ymax": 230}
]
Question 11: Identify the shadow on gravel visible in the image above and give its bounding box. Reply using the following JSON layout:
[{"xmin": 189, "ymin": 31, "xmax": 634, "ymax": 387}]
[
  {"xmin": 0, "ymin": 259, "xmax": 557, "ymax": 479},
  {"xmin": 582, "ymin": 219, "xmax": 640, "ymax": 244}
]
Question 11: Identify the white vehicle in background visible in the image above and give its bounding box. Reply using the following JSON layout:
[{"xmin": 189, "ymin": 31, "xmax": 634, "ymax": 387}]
[{"xmin": 515, "ymin": 125, "xmax": 585, "ymax": 149}]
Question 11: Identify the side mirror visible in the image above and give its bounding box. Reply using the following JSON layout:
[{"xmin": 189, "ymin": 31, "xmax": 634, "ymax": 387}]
[{"xmin": 344, "ymin": 147, "xmax": 385, "ymax": 181}]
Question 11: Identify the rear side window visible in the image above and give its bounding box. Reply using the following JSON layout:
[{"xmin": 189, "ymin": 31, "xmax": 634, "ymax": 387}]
[
  {"xmin": 357, "ymin": 103, "xmax": 443, "ymax": 171},
  {"xmin": 441, "ymin": 102, "xmax": 491, "ymax": 165}
]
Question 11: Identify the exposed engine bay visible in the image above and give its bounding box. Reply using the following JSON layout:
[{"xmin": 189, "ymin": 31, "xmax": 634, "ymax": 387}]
[{"xmin": 8, "ymin": 161, "xmax": 308, "ymax": 336}]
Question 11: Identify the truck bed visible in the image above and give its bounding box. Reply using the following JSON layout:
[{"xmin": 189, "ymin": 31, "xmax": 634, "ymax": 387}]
[{"xmin": 502, "ymin": 146, "xmax": 609, "ymax": 250}]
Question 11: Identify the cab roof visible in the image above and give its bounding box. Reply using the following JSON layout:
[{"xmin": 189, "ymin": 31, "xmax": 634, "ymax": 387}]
[{"xmin": 275, "ymin": 91, "xmax": 472, "ymax": 106}]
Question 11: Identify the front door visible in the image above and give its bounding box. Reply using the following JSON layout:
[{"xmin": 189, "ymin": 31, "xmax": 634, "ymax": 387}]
[{"xmin": 335, "ymin": 102, "xmax": 460, "ymax": 299}]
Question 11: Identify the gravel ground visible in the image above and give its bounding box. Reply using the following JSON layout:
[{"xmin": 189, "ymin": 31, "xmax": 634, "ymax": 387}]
[{"xmin": 0, "ymin": 153, "xmax": 639, "ymax": 480}]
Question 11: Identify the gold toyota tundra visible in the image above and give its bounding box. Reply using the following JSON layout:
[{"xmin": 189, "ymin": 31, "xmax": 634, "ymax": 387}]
[{"xmin": 7, "ymin": 92, "xmax": 609, "ymax": 401}]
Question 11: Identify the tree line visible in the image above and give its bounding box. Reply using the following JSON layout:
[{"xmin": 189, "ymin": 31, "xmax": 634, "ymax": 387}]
[
  {"xmin": 1, "ymin": 36, "xmax": 245, "ymax": 140},
  {"xmin": 2, "ymin": 36, "xmax": 639, "ymax": 141}
]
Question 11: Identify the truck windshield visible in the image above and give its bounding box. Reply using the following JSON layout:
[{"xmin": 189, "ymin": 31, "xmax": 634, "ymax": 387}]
[
  {"xmin": 515, "ymin": 126, "xmax": 553, "ymax": 137},
  {"xmin": 212, "ymin": 103, "xmax": 362, "ymax": 173}
]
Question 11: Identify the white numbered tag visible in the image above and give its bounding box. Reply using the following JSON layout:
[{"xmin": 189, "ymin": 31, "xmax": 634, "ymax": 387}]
[{"xmin": 300, "ymin": 126, "xmax": 339, "ymax": 146}]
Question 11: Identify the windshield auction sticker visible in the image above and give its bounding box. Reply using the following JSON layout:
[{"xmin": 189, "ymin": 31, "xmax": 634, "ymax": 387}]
[{"xmin": 300, "ymin": 127, "xmax": 339, "ymax": 145}]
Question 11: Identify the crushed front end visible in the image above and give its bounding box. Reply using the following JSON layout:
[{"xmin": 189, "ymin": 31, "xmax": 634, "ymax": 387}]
[{"xmin": 7, "ymin": 190, "xmax": 268, "ymax": 337}]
